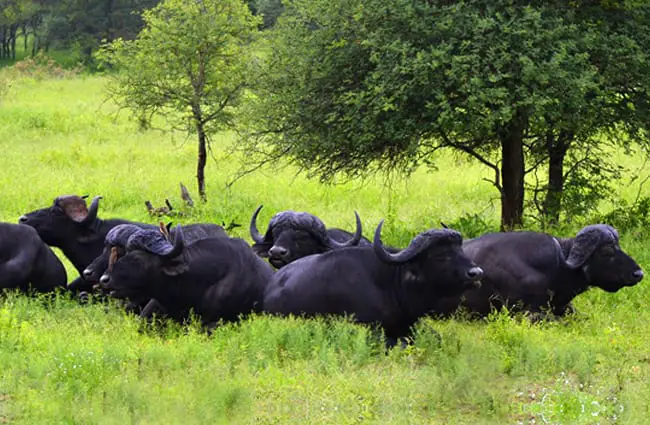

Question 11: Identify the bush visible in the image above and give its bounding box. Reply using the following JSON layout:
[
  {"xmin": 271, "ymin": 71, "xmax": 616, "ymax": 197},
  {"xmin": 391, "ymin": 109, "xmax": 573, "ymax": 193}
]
[
  {"xmin": 2, "ymin": 53, "xmax": 82, "ymax": 80},
  {"xmin": 443, "ymin": 213, "xmax": 497, "ymax": 239},
  {"xmin": 598, "ymin": 196, "xmax": 650, "ymax": 233}
]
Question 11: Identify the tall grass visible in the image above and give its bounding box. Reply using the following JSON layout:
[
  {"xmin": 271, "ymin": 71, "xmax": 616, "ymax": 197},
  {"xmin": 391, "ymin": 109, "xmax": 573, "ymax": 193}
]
[{"xmin": 0, "ymin": 72, "xmax": 648, "ymax": 424}]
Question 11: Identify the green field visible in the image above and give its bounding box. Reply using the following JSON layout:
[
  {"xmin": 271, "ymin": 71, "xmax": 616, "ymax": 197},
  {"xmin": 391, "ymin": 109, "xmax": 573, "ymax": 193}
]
[{"xmin": 0, "ymin": 69, "xmax": 649, "ymax": 424}]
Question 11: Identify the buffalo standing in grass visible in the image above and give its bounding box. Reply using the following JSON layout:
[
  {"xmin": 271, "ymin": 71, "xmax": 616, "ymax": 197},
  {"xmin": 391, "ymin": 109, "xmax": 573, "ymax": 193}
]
[
  {"xmin": 19, "ymin": 195, "xmax": 154, "ymax": 293},
  {"xmin": 250, "ymin": 205, "xmax": 369, "ymax": 268},
  {"xmin": 433, "ymin": 224, "xmax": 644, "ymax": 317},
  {"xmin": 101, "ymin": 226, "xmax": 274, "ymax": 324},
  {"xmin": 263, "ymin": 220, "xmax": 483, "ymax": 345},
  {"xmin": 0, "ymin": 223, "xmax": 67, "ymax": 293}
]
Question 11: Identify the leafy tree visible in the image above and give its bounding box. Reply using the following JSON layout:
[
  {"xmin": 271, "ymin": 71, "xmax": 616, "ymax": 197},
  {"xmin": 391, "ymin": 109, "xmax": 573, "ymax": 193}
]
[
  {"xmin": 239, "ymin": 0, "xmax": 650, "ymax": 229},
  {"xmin": 250, "ymin": 0, "xmax": 284, "ymax": 29},
  {"xmin": 97, "ymin": 0, "xmax": 260, "ymax": 200},
  {"xmin": 45, "ymin": 0, "xmax": 159, "ymax": 60}
]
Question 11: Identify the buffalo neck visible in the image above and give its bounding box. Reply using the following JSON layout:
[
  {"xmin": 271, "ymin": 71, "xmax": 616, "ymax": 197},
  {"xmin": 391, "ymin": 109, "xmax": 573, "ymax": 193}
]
[
  {"xmin": 379, "ymin": 262, "xmax": 439, "ymax": 337},
  {"xmin": 550, "ymin": 237, "xmax": 590, "ymax": 311},
  {"xmin": 59, "ymin": 231, "xmax": 106, "ymax": 274},
  {"xmin": 59, "ymin": 218, "xmax": 135, "ymax": 273}
]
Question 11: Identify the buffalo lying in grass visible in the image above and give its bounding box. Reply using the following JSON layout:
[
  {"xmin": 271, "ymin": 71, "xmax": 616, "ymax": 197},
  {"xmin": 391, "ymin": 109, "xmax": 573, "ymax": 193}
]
[
  {"xmin": 101, "ymin": 226, "xmax": 274, "ymax": 325},
  {"xmin": 0, "ymin": 223, "xmax": 67, "ymax": 293},
  {"xmin": 19, "ymin": 195, "xmax": 154, "ymax": 293},
  {"xmin": 86, "ymin": 222, "xmax": 227, "ymax": 286},
  {"xmin": 263, "ymin": 220, "xmax": 483, "ymax": 346},
  {"xmin": 250, "ymin": 205, "xmax": 369, "ymax": 268},
  {"xmin": 433, "ymin": 224, "xmax": 644, "ymax": 317}
]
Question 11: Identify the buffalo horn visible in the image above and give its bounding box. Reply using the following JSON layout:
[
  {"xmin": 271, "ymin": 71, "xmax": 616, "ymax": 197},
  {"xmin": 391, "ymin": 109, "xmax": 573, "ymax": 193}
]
[
  {"xmin": 162, "ymin": 224, "xmax": 185, "ymax": 259},
  {"xmin": 250, "ymin": 205, "xmax": 265, "ymax": 243},
  {"xmin": 326, "ymin": 211, "xmax": 363, "ymax": 248},
  {"xmin": 373, "ymin": 220, "xmax": 458, "ymax": 264},
  {"xmin": 81, "ymin": 196, "xmax": 102, "ymax": 225}
]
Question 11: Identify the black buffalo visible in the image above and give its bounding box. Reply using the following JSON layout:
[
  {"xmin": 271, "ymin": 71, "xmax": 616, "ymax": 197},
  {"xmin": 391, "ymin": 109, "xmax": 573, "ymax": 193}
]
[
  {"xmin": 101, "ymin": 226, "xmax": 274, "ymax": 324},
  {"xmin": 84, "ymin": 222, "xmax": 227, "ymax": 285},
  {"xmin": 19, "ymin": 195, "xmax": 153, "ymax": 293},
  {"xmin": 433, "ymin": 224, "xmax": 644, "ymax": 317},
  {"xmin": 0, "ymin": 223, "xmax": 67, "ymax": 293},
  {"xmin": 250, "ymin": 205, "xmax": 369, "ymax": 268},
  {"xmin": 263, "ymin": 220, "xmax": 483, "ymax": 345}
]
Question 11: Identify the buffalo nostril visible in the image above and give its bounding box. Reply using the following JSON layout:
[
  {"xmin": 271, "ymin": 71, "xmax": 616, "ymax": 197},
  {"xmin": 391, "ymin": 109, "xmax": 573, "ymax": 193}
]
[
  {"xmin": 633, "ymin": 269, "xmax": 644, "ymax": 281},
  {"xmin": 18, "ymin": 215, "xmax": 28, "ymax": 223},
  {"xmin": 467, "ymin": 266, "xmax": 483, "ymax": 280},
  {"xmin": 99, "ymin": 274, "xmax": 110, "ymax": 285},
  {"xmin": 269, "ymin": 246, "xmax": 289, "ymax": 258}
]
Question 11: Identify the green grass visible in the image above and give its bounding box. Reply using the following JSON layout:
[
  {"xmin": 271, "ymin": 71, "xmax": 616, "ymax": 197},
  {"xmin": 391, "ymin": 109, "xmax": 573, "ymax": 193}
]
[{"xmin": 0, "ymin": 72, "xmax": 649, "ymax": 424}]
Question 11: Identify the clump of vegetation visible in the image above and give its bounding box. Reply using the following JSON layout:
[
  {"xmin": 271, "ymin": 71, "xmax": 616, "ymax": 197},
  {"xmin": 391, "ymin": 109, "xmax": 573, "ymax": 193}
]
[
  {"xmin": 2, "ymin": 53, "xmax": 82, "ymax": 80},
  {"xmin": 600, "ymin": 196, "xmax": 650, "ymax": 233},
  {"xmin": 443, "ymin": 213, "xmax": 497, "ymax": 239}
]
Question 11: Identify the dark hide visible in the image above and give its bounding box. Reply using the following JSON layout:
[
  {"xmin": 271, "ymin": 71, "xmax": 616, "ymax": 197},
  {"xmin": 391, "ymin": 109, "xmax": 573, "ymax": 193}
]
[
  {"xmin": 432, "ymin": 224, "xmax": 643, "ymax": 317},
  {"xmin": 103, "ymin": 227, "xmax": 274, "ymax": 324},
  {"xmin": 250, "ymin": 207, "xmax": 368, "ymax": 268},
  {"xmin": 19, "ymin": 195, "xmax": 154, "ymax": 293},
  {"xmin": 85, "ymin": 223, "xmax": 226, "ymax": 285},
  {"xmin": 263, "ymin": 221, "xmax": 482, "ymax": 344},
  {"xmin": 0, "ymin": 223, "xmax": 66, "ymax": 293}
]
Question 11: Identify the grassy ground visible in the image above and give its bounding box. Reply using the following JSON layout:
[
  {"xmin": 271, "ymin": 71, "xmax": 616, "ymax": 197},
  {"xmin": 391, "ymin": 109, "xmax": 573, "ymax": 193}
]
[{"xmin": 0, "ymin": 69, "xmax": 649, "ymax": 424}]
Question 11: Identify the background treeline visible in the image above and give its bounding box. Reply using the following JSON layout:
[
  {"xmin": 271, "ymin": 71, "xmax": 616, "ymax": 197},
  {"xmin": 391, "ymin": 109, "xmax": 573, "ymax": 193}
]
[
  {"xmin": 2, "ymin": 0, "xmax": 650, "ymax": 231},
  {"xmin": 0, "ymin": 0, "xmax": 282, "ymax": 61}
]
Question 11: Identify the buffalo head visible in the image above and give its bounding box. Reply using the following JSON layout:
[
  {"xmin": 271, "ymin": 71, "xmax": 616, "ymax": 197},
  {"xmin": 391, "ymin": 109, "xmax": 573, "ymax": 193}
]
[
  {"xmin": 373, "ymin": 220, "xmax": 483, "ymax": 297},
  {"xmin": 563, "ymin": 224, "xmax": 643, "ymax": 292},
  {"xmin": 19, "ymin": 195, "xmax": 103, "ymax": 246},
  {"xmin": 101, "ymin": 225, "xmax": 187, "ymax": 300},
  {"xmin": 84, "ymin": 224, "xmax": 143, "ymax": 284},
  {"xmin": 250, "ymin": 205, "xmax": 363, "ymax": 268}
]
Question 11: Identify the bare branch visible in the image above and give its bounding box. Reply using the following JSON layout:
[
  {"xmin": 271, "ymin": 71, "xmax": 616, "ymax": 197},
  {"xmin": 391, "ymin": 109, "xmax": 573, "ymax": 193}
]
[{"xmin": 439, "ymin": 133, "xmax": 502, "ymax": 192}]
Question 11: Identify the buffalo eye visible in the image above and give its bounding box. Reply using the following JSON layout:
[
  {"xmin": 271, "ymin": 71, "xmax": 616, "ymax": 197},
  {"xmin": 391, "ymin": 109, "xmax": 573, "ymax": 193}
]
[{"xmin": 600, "ymin": 245, "xmax": 616, "ymax": 257}]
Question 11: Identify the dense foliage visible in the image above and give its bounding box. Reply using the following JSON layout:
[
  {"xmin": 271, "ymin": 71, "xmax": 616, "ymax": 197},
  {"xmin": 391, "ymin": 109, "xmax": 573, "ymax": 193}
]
[
  {"xmin": 239, "ymin": 0, "xmax": 650, "ymax": 229},
  {"xmin": 0, "ymin": 0, "xmax": 159, "ymax": 61}
]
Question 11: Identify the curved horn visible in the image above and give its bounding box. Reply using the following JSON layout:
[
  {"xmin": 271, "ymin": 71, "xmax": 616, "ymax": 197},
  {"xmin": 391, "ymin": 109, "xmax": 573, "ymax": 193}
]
[
  {"xmin": 250, "ymin": 205, "xmax": 265, "ymax": 244},
  {"xmin": 81, "ymin": 196, "xmax": 102, "ymax": 225},
  {"xmin": 326, "ymin": 211, "xmax": 363, "ymax": 248},
  {"xmin": 374, "ymin": 221, "xmax": 459, "ymax": 264},
  {"xmin": 162, "ymin": 224, "xmax": 185, "ymax": 259},
  {"xmin": 373, "ymin": 220, "xmax": 402, "ymax": 263}
]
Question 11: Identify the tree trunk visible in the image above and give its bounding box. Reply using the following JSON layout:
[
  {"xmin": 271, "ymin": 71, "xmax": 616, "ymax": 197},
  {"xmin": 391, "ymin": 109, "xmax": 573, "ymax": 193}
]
[
  {"xmin": 10, "ymin": 25, "xmax": 17, "ymax": 59},
  {"xmin": 23, "ymin": 24, "xmax": 28, "ymax": 52},
  {"xmin": 196, "ymin": 123, "xmax": 207, "ymax": 202},
  {"xmin": 542, "ymin": 131, "xmax": 571, "ymax": 225},
  {"xmin": 499, "ymin": 112, "xmax": 526, "ymax": 231},
  {"xmin": 1, "ymin": 27, "xmax": 6, "ymax": 59}
]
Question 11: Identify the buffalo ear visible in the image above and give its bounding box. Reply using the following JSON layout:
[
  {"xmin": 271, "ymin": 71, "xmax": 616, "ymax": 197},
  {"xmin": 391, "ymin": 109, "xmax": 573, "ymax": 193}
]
[{"xmin": 566, "ymin": 228, "xmax": 602, "ymax": 269}]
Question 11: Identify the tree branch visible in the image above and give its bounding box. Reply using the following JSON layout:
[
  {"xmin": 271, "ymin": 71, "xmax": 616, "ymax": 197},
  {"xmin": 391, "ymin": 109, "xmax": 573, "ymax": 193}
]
[{"xmin": 439, "ymin": 133, "xmax": 502, "ymax": 192}]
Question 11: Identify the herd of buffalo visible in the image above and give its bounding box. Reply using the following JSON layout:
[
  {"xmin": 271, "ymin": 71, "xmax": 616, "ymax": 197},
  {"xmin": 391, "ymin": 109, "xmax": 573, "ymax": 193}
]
[{"xmin": 1, "ymin": 194, "xmax": 644, "ymax": 345}]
